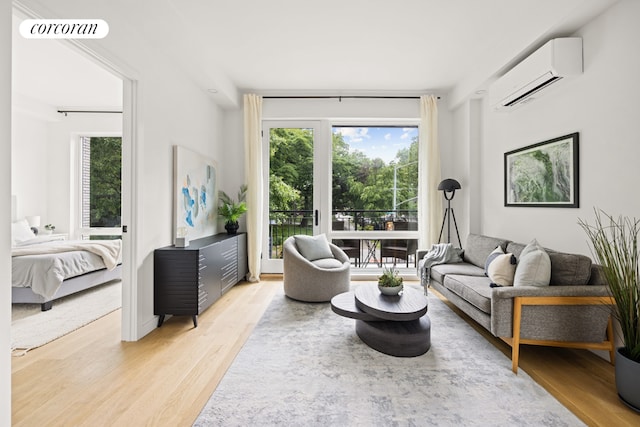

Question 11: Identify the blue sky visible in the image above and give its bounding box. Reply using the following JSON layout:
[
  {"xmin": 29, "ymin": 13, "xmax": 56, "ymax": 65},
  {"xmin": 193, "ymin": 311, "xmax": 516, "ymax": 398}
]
[{"xmin": 333, "ymin": 127, "xmax": 418, "ymax": 164}]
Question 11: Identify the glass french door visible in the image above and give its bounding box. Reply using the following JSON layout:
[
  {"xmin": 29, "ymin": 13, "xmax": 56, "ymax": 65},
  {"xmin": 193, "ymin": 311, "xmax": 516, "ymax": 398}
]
[{"xmin": 261, "ymin": 121, "xmax": 328, "ymax": 273}]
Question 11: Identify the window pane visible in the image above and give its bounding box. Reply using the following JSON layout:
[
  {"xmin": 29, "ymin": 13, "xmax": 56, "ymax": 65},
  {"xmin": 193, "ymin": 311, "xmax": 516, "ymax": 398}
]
[
  {"xmin": 331, "ymin": 126, "xmax": 418, "ymax": 230},
  {"xmin": 268, "ymin": 127, "xmax": 314, "ymax": 259},
  {"xmin": 82, "ymin": 137, "xmax": 122, "ymax": 228}
]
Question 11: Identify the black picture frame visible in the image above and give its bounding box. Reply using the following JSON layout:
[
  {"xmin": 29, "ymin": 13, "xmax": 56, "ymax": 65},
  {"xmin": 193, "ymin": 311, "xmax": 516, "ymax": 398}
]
[{"xmin": 504, "ymin": 132, "xmax": 579, "ymax": 208}]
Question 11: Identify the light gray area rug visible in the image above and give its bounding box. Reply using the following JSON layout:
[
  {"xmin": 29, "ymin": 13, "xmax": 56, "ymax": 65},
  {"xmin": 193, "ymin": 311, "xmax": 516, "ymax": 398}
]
[
  {"xmin": 11, "ymin": 280, "xmax": 121, "ymax": 355},
  {"xmin": 194, "ymin": 284, "xmax": 584, "ymax": 426}
]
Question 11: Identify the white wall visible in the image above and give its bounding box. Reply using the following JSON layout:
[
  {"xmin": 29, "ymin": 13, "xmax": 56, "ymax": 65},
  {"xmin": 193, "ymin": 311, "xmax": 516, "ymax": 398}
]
[
  {"xmin": 11, "ymin": 110, "xmax": 48, "ymax": 220},
  {"xmin": 1, "ymin": 1, "xmax": 11, "ymax": 423},
  {"xmin": 452, "ymin": 0, "xmax": 640, "ymax": 256},
  {"xmin": 12, "ymin": 109, "xmax": 122, "ymax": 236}
]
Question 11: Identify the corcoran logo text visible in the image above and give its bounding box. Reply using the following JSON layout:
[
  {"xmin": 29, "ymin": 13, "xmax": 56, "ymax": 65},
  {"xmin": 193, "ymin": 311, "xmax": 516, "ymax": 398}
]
[{"xmin": 20, "ymin": 19, "xmax": 109, "ymax": 39}]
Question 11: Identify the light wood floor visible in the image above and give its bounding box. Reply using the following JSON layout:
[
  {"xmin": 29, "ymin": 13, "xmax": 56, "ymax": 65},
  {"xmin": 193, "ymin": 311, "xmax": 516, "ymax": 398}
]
[{"xmin": 11, "ymin": 278, "xmax": 640, "ymax": 426}]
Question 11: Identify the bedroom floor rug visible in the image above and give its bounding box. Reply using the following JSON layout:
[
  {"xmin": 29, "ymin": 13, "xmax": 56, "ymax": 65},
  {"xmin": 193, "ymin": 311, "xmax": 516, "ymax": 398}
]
[
  {"xmin": 11, "ymin": 280, "xmax": 121, "ymax": 356},
  {"xmin": 194, "ymin": 283, "xmax": 584, "ymax": 427}
]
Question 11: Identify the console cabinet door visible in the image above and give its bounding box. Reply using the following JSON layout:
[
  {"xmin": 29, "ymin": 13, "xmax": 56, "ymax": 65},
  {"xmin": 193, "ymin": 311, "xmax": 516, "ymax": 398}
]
[
  {"xmin": 199, "ymin": 243, "xmax": 221, "ymax": 312},
  {"xmin": 220, "ymin": 236, "xmax": 238, "ymax": 294}
]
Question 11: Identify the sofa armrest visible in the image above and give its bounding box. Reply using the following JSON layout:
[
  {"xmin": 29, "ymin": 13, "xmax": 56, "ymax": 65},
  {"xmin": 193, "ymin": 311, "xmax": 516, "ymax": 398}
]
[
  {"xmin": 416, "ymin": 249, "xmax": 429, "ymax": 260},
  {"xmin": 490, "ymin": 284, "xmax": 611, "ymax": 300},
  {"xmin": 490, "ymin": 284, "xmax": 613, "ymax": 343}
]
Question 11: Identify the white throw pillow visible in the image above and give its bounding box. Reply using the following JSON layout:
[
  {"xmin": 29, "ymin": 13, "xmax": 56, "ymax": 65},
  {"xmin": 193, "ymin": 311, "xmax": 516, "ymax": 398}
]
[
  {"xmin": 294, "ymin": 234, "xmax": 333, "ymax": 261},
  {"xmin": 485, "ymin": 246, "xmax": 505, "ymax": 272},
  {"xmin": 487, "ymin": 253, "xmax": 517, "ymax": 287},
  {"xmin": 513, "ymin": 239, "xmax": 551, "ymax": 287},
  {"xmin": 11, "ymin": 219, "xmax": 36, "ymax": 243}
]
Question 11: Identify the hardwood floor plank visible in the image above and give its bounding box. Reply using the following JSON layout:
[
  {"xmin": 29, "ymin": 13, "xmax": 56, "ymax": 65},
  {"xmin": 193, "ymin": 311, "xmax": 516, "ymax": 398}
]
[{"xmin": 11, "ymin": 279, "xmax": 640, "ymax": 426}]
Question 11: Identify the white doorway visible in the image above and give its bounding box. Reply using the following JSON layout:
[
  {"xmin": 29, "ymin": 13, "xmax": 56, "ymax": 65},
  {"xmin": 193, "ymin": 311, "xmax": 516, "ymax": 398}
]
[{"xmin": 11, "ymin": 7, "xmax": 137, "ymax": 340}]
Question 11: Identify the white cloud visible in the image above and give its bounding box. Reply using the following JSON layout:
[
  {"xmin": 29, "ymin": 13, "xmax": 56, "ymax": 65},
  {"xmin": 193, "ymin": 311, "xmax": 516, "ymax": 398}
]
[
  {"xmin": 335, "ymin": 127, "xmax": 370, "ymax": 145},
  {"xmin": 384, "ymin": 133, "xmax": 391, "ymax": 140}
]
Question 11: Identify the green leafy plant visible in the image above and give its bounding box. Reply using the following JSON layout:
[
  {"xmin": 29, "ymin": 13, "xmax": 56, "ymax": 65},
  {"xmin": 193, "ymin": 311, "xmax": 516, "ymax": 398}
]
[
  {"xmin": 44, "ymin": 224, "xmax": 56, "ymax": 231},
  {"xmin": 218, "ymin": 184, "xmax": 248, "ymax": 225},
  {"xmin": 578, "ymin": 209, "xmax": 640, "ymax": 362},
  {"xmin": 378, "ymin": 266, "xmax": 403, "ymax": 288}
]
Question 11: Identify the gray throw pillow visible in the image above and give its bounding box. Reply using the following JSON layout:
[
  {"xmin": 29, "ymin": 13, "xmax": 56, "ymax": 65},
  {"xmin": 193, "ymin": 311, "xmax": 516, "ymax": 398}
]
[
  {"xmin": 514, "ymin": 239, "xmax": 551, "ymax": 287},
  {"xmin": 294, "ymin": 234, "xmax": 333, "ymax": 261}
]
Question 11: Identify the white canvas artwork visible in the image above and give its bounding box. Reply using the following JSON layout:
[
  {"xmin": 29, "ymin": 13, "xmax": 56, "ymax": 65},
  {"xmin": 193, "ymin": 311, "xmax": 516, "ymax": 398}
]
[{"xmin": 173, "ymin": 146, "xmax": 218, "ymax": 241}]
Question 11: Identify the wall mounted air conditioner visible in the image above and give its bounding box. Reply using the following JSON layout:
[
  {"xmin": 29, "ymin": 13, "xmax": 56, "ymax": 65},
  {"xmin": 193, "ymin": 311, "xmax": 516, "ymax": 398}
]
[{"xmin": 490, "ymin": 38, "xmax": 583, "ymax": 110}]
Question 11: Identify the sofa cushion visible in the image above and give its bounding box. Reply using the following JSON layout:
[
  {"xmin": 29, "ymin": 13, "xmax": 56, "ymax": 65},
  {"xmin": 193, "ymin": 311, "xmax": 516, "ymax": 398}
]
[
  {"xmin": 463, "ymin": 234, "xmax": 510, "ymax": 269},
  {"xmin": 547, "ymin": 252, "xmax": 592, "ymax": 285},
  {"xmin": 507, "ymin": 242, "xmax": 592, "ymax": 285},
  {"xmin": 514, "ymin": 239, "xmax": 551, "ymax": 287},
  {"xmin": 430, "ymin": 263, "xmax": 485, "ymax": 284},
  {"xmin": 294, "ymin": 234, "xmax": 333, "ymax": 261},
  {"xmin": 443, "ymin": 274, "xmax": 492, "ymax": 314}
]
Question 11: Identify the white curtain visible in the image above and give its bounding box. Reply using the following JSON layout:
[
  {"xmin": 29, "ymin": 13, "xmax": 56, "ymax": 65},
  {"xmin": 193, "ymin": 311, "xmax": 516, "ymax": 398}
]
[
  {"xmin": 243, "ymin": 94, "xmax": 263, "ymax": 282},
  {"xmin": 418, "ymin": 95, "xmax": 442, "ymax": 249}
]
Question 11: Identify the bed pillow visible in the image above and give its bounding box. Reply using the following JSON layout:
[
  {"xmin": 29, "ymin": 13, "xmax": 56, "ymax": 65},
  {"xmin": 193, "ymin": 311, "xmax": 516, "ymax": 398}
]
[
  {"xmin": 12, "ymin": 219, "xmax": 36, "ymax": 243},
  {"xmin": 294, "ymin": 234, "xmax": 333, "ymax": 261},
  {"xmin": 513, "ymin": 239, "xmax": 551, "ymax": 287}
]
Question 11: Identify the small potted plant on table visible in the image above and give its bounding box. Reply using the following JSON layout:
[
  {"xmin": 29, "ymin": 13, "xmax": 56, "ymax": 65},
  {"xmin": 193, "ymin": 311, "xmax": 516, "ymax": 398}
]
[{"xmin": 378, "ymin": 266, "xmax": 404, "ymax": 295}]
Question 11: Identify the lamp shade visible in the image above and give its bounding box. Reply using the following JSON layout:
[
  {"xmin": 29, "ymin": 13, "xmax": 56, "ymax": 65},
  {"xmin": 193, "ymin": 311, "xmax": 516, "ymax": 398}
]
[
  {"xmin": 437, "ymin": 179, "xmax": 461, "ymax": 192},
  {"xmin": 26, "ymin": 215, "xmax": 41, "ymax": 227}
]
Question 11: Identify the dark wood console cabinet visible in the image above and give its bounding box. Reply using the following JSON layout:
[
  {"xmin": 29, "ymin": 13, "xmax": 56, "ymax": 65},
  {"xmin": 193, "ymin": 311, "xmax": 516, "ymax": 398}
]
[{"xmin": 154, "ymin": 232, "xmax": 247, "ymax": 328}]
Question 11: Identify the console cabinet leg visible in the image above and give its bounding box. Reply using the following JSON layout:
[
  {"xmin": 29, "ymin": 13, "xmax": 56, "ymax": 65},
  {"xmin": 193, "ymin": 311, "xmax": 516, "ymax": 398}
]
[
  {"xmin": 157, "ymin": 314, "xmax": 165, "ymax": 327},
  {"xmin": 192, "ymin": 315, "xmax": 198, "ymax": 328}
]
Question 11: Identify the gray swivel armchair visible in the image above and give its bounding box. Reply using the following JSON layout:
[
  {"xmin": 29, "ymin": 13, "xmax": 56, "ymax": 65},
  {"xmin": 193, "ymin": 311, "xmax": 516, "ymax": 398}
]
[{"xmin": 283, "ymin": 235, "xmax": 351, "ymax": 302}]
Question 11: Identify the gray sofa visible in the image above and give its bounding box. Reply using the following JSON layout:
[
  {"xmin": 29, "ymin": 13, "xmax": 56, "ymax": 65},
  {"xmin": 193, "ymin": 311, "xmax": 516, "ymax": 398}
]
[{"xmin": 418, "ymin": 233, "xmax": 615, "ymax": 373}]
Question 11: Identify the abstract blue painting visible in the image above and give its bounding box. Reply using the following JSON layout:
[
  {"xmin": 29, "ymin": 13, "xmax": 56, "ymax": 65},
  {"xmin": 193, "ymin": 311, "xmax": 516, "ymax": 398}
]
[{"xmin": 174, "ymin": 145, "xmax": 218, "ymax": 240}]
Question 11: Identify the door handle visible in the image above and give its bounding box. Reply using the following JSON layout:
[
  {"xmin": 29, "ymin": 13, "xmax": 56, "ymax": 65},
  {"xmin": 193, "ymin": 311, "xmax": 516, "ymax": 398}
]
[{"xmin": 315, "ymin": 210, "xmax": 318, "ymax": 226}]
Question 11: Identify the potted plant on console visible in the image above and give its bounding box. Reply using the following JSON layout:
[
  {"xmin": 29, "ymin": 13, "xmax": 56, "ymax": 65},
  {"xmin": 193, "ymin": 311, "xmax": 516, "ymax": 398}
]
[
  {"xmin": 218, "ymin": 184, "xmax": 247, "ymax": 235},
  {"xmin": 378, "ymin": 266, "xmax": 404, "ymax": 296},
  {"xmin": 579, "ymin": 209, "xmax": 640, "ymax": 412}
]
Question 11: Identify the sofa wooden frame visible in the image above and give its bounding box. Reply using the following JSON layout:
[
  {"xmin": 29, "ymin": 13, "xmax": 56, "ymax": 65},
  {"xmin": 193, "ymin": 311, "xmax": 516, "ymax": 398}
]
[{"xmin": 501, "ymin": 295, "xmax": 616, "ymax": 373}]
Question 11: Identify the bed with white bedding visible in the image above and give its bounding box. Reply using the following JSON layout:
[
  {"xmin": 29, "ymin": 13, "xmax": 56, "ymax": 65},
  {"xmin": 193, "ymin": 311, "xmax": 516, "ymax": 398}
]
[{"xmin": 11, "ymin": 224, "xmax": 123, "ymax": 311}]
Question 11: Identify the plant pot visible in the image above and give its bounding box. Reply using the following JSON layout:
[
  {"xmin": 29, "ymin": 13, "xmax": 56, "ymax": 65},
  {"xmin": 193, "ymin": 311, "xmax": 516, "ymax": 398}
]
[
  {"xmin": 616, "ymin": 347, "xmax": 640, "ymax": 412},
  {"xmin": 378, "ymin": 284, "xmax": 403, "ymax": 296},
  {"xmin": 225, "ymin": 221, "xmax": 239, "ymax": 235}
]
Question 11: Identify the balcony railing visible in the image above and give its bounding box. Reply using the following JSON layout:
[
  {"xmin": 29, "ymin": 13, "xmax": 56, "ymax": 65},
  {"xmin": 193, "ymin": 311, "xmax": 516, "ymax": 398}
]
[{"xmin": 268, "ymin": 209, "xmax": 418, "ymax": 268}]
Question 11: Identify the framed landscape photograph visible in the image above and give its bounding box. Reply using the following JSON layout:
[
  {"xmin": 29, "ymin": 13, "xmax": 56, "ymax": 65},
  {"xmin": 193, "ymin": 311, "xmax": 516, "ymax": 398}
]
[{"xmin": 504, "ymin": 133, "xmax": 579, "ymax": 208}]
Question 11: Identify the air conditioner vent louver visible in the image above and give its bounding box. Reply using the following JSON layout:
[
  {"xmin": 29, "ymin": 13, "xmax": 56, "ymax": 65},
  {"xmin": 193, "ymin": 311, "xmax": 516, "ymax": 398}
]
[
  {"xmin": 490, "ymin": 38, "xmax": 582, "ymax": 111},
  {"xmin": 503, "ymin": 76, "xmax": 562, "ymax": 107}
]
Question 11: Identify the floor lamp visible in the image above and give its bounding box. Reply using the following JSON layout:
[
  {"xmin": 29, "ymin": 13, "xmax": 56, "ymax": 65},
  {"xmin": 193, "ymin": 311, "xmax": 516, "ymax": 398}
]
[{"xmin": 437, "ymin": 178, "xmax": 461, "ymax": 247}]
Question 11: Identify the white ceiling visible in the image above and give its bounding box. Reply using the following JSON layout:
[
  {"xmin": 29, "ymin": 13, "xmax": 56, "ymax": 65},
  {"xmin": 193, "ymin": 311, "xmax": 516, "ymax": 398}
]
[
  {"xmin": 12, "ymin": 0, "xmax": 619, "ymax": 110},
  {"xmin": 11, "ymin": 13, "xmax": 122, "ymax": 114}
]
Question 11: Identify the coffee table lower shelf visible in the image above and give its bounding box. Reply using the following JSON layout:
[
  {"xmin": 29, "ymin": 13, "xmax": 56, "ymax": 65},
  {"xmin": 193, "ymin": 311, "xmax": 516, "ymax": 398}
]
[{"xmin": 331, "ymin": 290, "xmax": 431, "ymax": 357}]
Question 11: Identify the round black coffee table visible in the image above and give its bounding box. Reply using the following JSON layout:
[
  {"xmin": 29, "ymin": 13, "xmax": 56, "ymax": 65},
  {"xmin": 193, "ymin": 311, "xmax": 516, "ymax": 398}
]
[{"xmin": 331, "ymin": 284, "xmax": 431, "ymax": 357}]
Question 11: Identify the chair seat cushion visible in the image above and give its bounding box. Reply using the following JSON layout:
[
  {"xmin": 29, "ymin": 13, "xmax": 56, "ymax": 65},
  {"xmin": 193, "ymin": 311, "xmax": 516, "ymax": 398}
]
[{"xmin": 312, "ymin": 258, "xmax": 344, "ymax": 269}]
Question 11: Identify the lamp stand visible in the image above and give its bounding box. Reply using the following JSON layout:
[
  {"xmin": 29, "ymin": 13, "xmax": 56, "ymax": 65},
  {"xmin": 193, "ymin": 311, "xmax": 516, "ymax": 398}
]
[{"xmin": 438, "ymin": 196, "xmax": 461, "ymax": 247}]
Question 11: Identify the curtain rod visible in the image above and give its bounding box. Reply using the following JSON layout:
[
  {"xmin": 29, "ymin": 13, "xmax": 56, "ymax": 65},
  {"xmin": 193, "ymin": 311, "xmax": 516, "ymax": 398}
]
[
  {"xmin": 57, "ymin": 110, "xmax": 122, "ymax": 116},
  {"xmin": 263, "ymin": 95, "xmax": 440, "ymax": 100}
]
